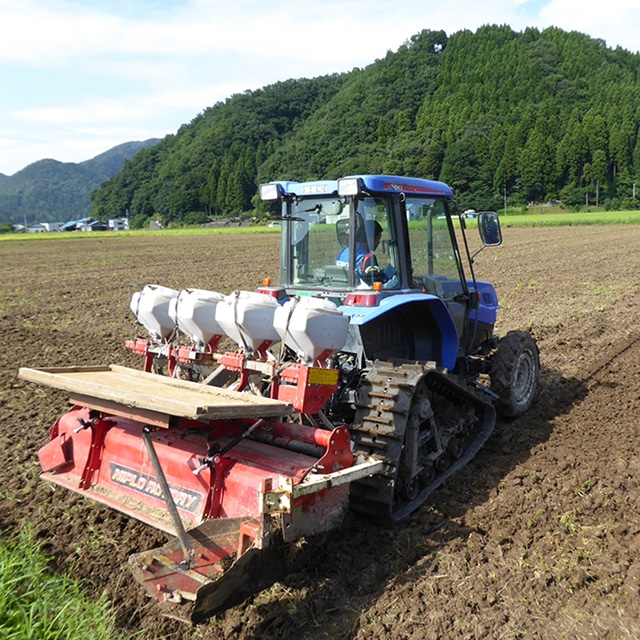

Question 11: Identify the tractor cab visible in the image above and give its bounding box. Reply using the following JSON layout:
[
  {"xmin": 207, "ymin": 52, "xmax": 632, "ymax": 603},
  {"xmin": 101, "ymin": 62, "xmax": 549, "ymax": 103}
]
[{"xmin": 260, "ymin": 175, "xmax": 502, "ymax": 359}]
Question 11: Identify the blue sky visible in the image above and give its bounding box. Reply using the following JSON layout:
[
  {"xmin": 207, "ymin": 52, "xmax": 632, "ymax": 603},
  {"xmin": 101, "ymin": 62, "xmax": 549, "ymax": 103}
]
[{"xmin": 1, "ymin": 0, "xmax": 639, "ymax": 176}]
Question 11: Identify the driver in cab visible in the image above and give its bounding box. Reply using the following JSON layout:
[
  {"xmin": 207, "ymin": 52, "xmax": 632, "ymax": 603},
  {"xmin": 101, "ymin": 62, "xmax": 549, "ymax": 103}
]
[{"xmin": 335, "ymin": 219, "xmax": 397, "ymax": 287}]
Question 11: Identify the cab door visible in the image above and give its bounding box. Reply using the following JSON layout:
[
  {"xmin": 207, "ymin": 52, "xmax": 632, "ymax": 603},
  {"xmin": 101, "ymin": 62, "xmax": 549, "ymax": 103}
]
[{"xmin": 403, "ymin": 197, "xmax": 470, "ymax": 344}]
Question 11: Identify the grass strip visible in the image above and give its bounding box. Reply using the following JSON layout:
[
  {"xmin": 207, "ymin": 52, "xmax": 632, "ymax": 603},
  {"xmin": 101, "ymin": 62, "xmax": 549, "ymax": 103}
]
[{"xmin": 0, "ymin": 529, "xmax": 122, "ymax": 640}]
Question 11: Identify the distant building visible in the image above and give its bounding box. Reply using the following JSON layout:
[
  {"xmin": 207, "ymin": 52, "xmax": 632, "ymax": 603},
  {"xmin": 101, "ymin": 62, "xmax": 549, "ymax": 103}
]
[
  {"xmin": 60, "ymin": 217, "xmax": 93, "ymax": 232},
  {"xmin": 79, "ymin": 220, "xmax": 108, "ymax": 231},
  {"xmin": 42, "ymin": 222, "xmax": 63, "ymax": 232},
  {"xmin": 108, "ymin": 218, "xmax": 129, "ymax": 231},
  {"xmin": 24, "ymin": 221, "xmax": 63, "ymax": 233},
  {"xmin": 27, "ymin": 224, "xmax": 47, "ymax": 234}
]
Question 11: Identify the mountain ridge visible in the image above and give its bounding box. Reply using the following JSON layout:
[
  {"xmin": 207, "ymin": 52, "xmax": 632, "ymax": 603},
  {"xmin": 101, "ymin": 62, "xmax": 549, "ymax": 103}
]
[{"xmin": 0, "ymin": 139, "xmax": 160, "ymax": 224}]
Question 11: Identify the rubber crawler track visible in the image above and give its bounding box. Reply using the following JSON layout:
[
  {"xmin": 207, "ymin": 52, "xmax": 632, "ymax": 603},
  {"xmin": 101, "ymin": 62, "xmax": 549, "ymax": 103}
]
[{"xmin": 349, "ymin": 360, "xmax": 496, "ymax": 523}]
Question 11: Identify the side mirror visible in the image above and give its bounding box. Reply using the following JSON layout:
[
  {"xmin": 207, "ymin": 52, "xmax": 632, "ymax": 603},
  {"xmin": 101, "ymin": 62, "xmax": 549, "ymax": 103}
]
[{"xmin": 478, "ymin": 212, "xmax": 502, "ymax": 247}]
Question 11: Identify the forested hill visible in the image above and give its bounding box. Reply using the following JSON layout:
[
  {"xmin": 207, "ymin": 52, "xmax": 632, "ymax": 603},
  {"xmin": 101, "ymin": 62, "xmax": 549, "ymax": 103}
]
[
  {"xmin": 0, "ymin": 139, "xmax": 159, "ymax": 225},
  {"xmin": 91, "ymin": 25, "xmax": 640, "ymax": 228}
]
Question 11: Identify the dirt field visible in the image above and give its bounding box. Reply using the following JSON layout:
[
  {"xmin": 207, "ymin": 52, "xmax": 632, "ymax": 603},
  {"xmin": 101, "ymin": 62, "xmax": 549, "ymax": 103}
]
[{"xmin": 2, "ymin": 225, "xmax": 640, "ymax": 639}]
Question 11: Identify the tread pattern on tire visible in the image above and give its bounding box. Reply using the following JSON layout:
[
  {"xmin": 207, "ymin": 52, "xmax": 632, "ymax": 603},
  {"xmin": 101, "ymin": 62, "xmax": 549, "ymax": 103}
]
[{"xmin": 490, "ymin": 330, "xmax": 539, "ymax": 418}]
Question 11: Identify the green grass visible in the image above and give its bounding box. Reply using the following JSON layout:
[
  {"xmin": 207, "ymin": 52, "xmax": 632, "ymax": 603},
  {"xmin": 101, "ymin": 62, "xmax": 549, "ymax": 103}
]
[
  {"xmin": 499, "ymin": 209, "xmax": 640, "ymax": 227},
  {"xmin": 0, "ymin": 225, "xmax": 280, "ymax": 242},
  {"xmin": 0, "ymin": 529, "xmax": 123, "ymax": 639},
  {"xmin": 3, "ymin": 209, "xmax": 640, "ymax": 244}
]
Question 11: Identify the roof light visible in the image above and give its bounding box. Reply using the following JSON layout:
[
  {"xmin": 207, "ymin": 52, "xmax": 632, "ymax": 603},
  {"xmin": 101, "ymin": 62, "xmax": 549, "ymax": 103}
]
[
  {"xmin": 337, "ymin": 177, "xmax": 362, "ymax": 196},
  {"xmin": 259, "ymin": 183, "xmax": 283, "ymax": 201}
]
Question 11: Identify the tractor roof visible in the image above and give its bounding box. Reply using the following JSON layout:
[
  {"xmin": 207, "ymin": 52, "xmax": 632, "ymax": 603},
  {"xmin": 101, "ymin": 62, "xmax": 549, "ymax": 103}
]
[{"xmin": 268, "ymin": 175, "xmax": 453, "ymax": 198}]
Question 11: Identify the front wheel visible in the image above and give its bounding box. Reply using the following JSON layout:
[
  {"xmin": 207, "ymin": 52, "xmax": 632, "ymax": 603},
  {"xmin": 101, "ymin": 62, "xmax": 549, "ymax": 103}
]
[{"xmin": 490, "ymin": 331, "xmax": 539, "ymax": 419}]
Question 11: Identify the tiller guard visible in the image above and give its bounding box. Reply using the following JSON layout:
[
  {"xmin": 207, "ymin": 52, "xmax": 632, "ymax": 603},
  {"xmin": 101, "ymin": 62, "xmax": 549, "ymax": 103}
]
[{"xmin": 129, "ymin": 517, "xmax": 281, "ymax": 622}]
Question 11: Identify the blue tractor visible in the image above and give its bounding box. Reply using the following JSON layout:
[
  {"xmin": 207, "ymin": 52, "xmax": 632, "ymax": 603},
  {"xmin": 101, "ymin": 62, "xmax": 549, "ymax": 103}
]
[
  {"xmin": 19, "ymin": 173, "xmax": 540, "ymax": 618},
  {"xmin": 260, "ymin": 174, "xmax": 539, "ymax": 521}
]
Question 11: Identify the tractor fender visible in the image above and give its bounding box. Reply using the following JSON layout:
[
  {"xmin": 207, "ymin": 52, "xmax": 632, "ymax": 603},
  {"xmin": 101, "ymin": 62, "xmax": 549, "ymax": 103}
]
[
  {"xmin": 468, "ymin": 280, "xmax": 499, "ymax": 326},
  {"xmin": 339, "ymin": 293, "xmax": 458, "ymax": 369}
]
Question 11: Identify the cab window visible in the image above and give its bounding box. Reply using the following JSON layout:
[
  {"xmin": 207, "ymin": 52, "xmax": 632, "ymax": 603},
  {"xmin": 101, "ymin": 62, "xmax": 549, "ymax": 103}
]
[
  {"xmin": 405, "ymin": 198, "xmax": 465, "ymax": 299},
  {"xmin": 284, "ymin": 196, "xmax": 399, "ymax": 289}
]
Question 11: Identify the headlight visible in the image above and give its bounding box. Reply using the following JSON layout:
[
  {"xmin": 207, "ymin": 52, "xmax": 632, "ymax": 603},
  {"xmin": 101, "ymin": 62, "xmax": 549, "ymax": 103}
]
[
  {"xmin": 337, "ymin": 177, "xmax": 361, "ymax": 197},
  {"xmin": 259, "ymin": 183, "xmax": 283, "ymax": 201}
]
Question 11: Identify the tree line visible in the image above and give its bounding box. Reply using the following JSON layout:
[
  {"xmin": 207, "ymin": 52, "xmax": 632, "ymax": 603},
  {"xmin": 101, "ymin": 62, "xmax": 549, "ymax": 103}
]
[{"xmin": 90, "ymin": 25, "xmax": 640, "ymax": 228}]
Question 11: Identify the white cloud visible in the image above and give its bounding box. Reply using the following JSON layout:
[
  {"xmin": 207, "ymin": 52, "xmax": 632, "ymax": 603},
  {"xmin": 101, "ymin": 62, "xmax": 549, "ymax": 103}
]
[{"xmin": 538, "ymin": 0, "xmax": 640, "ymax": 51}]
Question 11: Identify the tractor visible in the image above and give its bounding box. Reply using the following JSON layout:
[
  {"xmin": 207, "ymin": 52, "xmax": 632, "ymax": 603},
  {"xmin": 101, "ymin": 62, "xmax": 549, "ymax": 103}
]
[{"xmin": 19, "ymin": 174, "xmax": 538, "ymax": 622}]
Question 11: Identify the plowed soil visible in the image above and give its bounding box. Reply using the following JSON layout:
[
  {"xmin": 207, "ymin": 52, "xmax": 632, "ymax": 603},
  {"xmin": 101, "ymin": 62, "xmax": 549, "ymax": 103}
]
[{"xmin": 2, "ymin": 225, "xmax": 640, "ymax": 639}]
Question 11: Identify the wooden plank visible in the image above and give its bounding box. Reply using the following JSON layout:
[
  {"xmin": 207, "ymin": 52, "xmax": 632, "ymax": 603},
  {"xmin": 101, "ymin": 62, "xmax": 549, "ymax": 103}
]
[
  {"xmin": 18, "ymin": 365, "xmax": 293, "ymax": 421},
  {"xmin": 106, "ymin": 366, "xmax": 294, "ymax": 418},
  {"xmin": 21, "ymin": 367, "xmax": 201, "ymax": 416},
  {"xmin": 69, "ymin": 394, "xmax": 172, "ymax": 429},
  {"xmin": 27, "ymin": 365, "xmax": 112, "ymax": 374}
]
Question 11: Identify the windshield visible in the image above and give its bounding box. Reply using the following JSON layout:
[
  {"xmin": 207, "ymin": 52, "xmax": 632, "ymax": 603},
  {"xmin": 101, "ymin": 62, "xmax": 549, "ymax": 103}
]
[{"xmin": 281, "ymin": 195, "xmax": 399, "ymax": 291}]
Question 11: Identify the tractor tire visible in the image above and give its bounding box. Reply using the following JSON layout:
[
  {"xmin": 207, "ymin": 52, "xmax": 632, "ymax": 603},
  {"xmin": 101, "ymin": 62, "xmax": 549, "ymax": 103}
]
[{"xmin": 490, "ymin": 330, "xmax": 539, "ymax": 419}]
